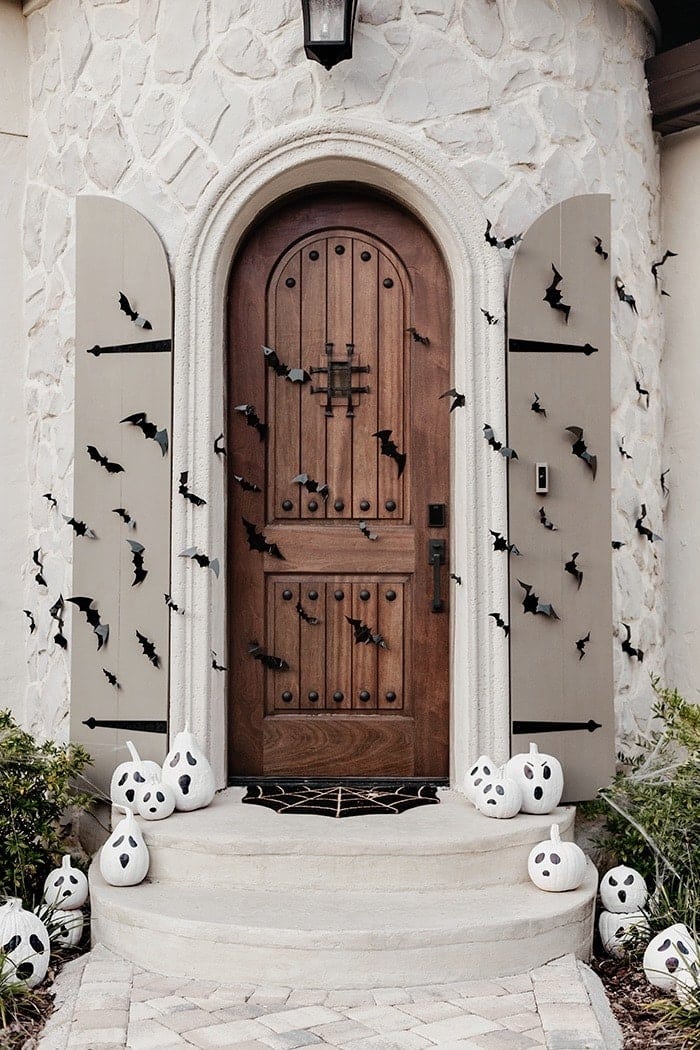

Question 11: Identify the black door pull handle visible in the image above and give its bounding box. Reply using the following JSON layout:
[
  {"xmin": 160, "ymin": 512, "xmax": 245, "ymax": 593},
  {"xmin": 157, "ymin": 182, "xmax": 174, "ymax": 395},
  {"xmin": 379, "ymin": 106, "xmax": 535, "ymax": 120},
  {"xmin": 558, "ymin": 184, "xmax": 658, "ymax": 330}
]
[{"xmin": 428, "ymin": 539, "xmax": 446, "ymax": 613}]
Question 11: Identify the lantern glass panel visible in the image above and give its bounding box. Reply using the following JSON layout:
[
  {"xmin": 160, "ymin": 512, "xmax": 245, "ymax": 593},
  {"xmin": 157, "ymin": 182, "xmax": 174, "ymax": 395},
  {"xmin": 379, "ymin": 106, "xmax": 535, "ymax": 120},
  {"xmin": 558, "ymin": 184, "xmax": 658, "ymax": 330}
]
[{"xmin": 307, "ymin": 0, "xmax": 345, "ymax": 43}]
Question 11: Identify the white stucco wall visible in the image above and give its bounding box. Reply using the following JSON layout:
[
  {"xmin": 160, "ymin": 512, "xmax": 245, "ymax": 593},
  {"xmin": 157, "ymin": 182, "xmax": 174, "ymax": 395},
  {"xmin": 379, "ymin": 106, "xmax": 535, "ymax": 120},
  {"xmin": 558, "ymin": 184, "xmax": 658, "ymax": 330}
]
[
  {"xmin": 0, "ymin": 0, "xmax": 29, "ymax": 722},
  {"xmin": 661, "ymin": 127, "xmax": 700, "ymax": 705},
  {"xmin": 17, "ymin": 0, "xmax": 665, "ymax": 751}
]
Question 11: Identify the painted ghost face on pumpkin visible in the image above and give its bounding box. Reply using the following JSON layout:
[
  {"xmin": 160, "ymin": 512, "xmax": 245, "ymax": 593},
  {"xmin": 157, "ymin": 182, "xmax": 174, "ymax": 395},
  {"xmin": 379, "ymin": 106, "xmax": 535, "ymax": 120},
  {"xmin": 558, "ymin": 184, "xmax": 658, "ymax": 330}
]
[
  {"xmin": 643, "ymin": 924, "xmax": 700, "ymax": 992},
  {"xmin": 464, "ymin": 755, "xmax": 496, "ymax": 804},
  {"xmin": 600, "ymin": 865, "xmax": 648, "ymax": 912}
]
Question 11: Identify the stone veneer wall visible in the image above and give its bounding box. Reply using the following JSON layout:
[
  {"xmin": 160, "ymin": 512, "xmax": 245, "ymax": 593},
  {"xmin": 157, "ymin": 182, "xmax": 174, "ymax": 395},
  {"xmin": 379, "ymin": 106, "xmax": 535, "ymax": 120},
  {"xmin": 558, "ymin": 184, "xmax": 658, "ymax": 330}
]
[{"xmin": 21, "ymin": 0, "xmax": 664, "ymax": 751}]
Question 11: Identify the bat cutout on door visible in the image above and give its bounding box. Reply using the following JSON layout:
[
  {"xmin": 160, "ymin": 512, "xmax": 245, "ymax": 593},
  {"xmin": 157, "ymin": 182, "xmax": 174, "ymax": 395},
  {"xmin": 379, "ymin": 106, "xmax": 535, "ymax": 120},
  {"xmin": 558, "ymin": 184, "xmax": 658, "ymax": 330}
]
[
  {"xmin": 618, "ymin": 437, "xmax": 633, "ymax": 460},
  {"xmin": 489, "ymin": 530, "xmax": 521, "ymax": 556},
  {"xmin": 612, "ymin": 540, "xmax": 626, "ymax": 550},
  {"xmin": 234, "ymin": 404, "xmax": 268, "ymax": 441},
  {"xmin": 615, "ymin": 278, "xmax": 638, "ymax": 313},
  {"xmin": 483, "ymin": 424, "xmax": 518, "ymax": 460},
  {"xmin": 32, "ymin": 549, "xmax": 47, "ymax": 588},
  {"xmin": 118, "ymin": 292, "xmax": 152, "ymax": 330},
  {"xmin": 67, "ymin": 596, "xmax": 109, "ymax": 650},
  {"xmin": 635, "ymin": 504, "xmax": 662, "ymax": 543},
  {"xmin": 214, "ymin": 433, "xmax": 226, "ymax": 457},
  {"xmin": 481, "ymin": 309, "xmax": 499, "ymax": 325},
  {"xmin": 164, "ymin": 593, "xmax": 183, "ymax": 614},
  {"xmin": 179, "ymin": 547, "xmax": 220, "ymax": 577},
  {"xmin": 296, "ymin": 600, "xmax": 319, "ymax": 626},
  {"xmin": 102, "ymin": 668, "xmax": 120, "ymax": 689},
  {"xmin": 620, "ymin": 622, "xmax": 643, "ymax": 662},
  {"xmin": 565, "ymin": 427, "xmax": 597, "ymax": 479},
  {"xmin": 135, "ymin": 630, "xmax": 160, "ymax": 668},
  {"xmin": 539, "ymin": 507, "xmax": 558, "ymax": 531},
  {"xmin": 113, "ymin": 508, "xmax": 137, "ymax": 529},
  {"xmin": 594, "ymin": 236, "xmax": 609, "ymax": 261},
  {"xmin": 233, "ymin": 474, "xmax": 261, "ymax": 493},
  {"xmin": 127, "ymin": 539, "xmax": 148, "ymax": 586},
  {"xmin": 406, "ymin": 327, "xmax": 430, "ymax": 346},
  {"xmin": 565, "ymin": 552, "xmax": 583, "ymax": 589},
  {"xmin": 440, "ymin": 389, "xmax": 466, "ymax": 412},
  {"xmin": 489, "ymin": 612, "xmax": 509, "ymax": 637},
  {"xmin": 23, "ymin": 610, "xmax": 36, "ymax": 635},
  {"xmin": 248, "ymin": 642, "xmax": 289, "ymax": 672},
  {"xmin": 635, "ymin": 380, "xmax": 650, "ymax": 408},
  {"xmin": 42, "ymin": 493, "xmax": 57, "ymax": 508},
  {"xmin": 484, "ymin": 220, "xmax": 522, "ymax": 250},
  {"xmin": 345, "ymin": 615, "xmax": 388, "ymax": 649},
  {"xmin": 63, "ymin": 514, "xmax": 96, "ymax": 539},
  {"xmin": 517, "ymin": 580, "xmax": 559, "ymax": 619},
  {"xmin": 373, "ymin": 430, "xmax": 406, "ymax": 478},
  {"xmin": 242, "ymin": 519, "xmax": 285, "ymax": 560},
  {"xmin": 49, "ymin": 595, "xmax": 67, "ymax": 650},
  {"xmin": 120, "ymin": 412, "xmax": 168, "ymax": 456},
  {"xmin": 576, "ymin": 632, "xmax": 591, "ymax": 660},
  {"xmin": 179, "ymin": 471, "xmax": 207, "ymax": 507},
  {"xmin": 292, "ymin": 473, "xmax": 329, "ymax": 500},
  {"xmin": 661, "ymin": 469, "xmax": 670, "ymax": 497},
  {"xmin": 531, "ymin": 393, "xmax": 546, "ymax": 418},
  {"xmin": 543, "ymin": 264, "xmax": 571, "ymax": 323},
  {"xmin": 262, "ymin": 345, "xmax": 310, "ymax": 385},
  {"xmin": 86, "ymin": 445, "xmax": 124, "ymax": 474},
  {"xmin": 211, "ymin": 650, "xmax": 227, "ymax": 671},
  {"xmin": 359, "ymin": 521, "xmax": 379, "ymax": 541},
  {"xmin": 651, "ymin": 250, "xmax": 677, "ymax": 293}
]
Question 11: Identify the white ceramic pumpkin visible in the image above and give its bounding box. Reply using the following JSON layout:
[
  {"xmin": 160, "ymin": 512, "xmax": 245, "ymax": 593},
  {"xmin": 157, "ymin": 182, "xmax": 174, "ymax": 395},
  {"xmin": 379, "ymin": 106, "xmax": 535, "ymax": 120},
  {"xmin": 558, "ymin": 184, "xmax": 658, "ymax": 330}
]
[
  {"xmin": 599, "ymin": 865, "xmax": 648, "ymax": 913},
  {"xmin": 598, "ymin": 910, "xmax": 648, "ymax": 957},
  {"xmin": 135, "ymin": 773, "xmax": 176, "ymax": 821},
  {"xmin": 99, "ymin": 805, "xmax": 150, "ymax": 887},
  {"xmin": 110, "ymin": 740, "xmax": 162, "ymax": 807},
  {"xmin": 527, "ymin": 823, "xmax": 588, "ymax": 892},
  {"xmin": 506, "ymin": 742, "xmax": 564, "ymax": 815},
  {"xmin": 42, "ymin": 854, "xmax": 89, "ymax": 909},
  {"xmin": 475, "ymin": 766, "xmax": 523, "ymax": 819},
  {"xmin": 162, "ymin": 727, "xmax": 215, "ymax": 811},
  {"xmin": 0, "ymin": 898, "xmax": 50, "ymax": 989},
  {"xmin": 464, "ymin": 754, "xmax": 497, "ymax": 805},
  {"xmin": 48, "ymin": 908, "xmax": 84, "ymax": 949},
  {"xmin": 643, "ymin": 924, "xmax": 700, "ymax": 991},
  {"xmin": 676, "ymin": 963, "xmax": 700, "ymax": 1008}
]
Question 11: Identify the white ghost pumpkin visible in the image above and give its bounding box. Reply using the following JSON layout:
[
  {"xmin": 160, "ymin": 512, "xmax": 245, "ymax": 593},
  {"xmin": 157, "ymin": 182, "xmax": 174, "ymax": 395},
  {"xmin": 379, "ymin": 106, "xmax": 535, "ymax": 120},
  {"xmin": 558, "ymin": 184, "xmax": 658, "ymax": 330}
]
[
  {"xmin": 599, "ymin": 865, "xmax": 648, "ymax": 913},
  {"xmin": 598, "ymin": 910, "xmax": 648, "ymax": 957},
  {"xmin": 99, "ymin": 805, "xmax": 150, "ymax": 887},
  {"xmin": 135, "ymin": 773, "xmax": 176, "ymax": 821},
  {"xmin": 42, "ymin": 854, "xmax": 89, "ymax": 910},
  {"xmin": 506, "ymin": 742, "xmax": 564, "ymax": 815},
  {"xmin": 464, "ymin": 755, "xmax": 497, "ymax": 805},
  {"xmin": 527, "ymin": 823, "xmax": 587, "ymax": 892},
  {"xmin": 475, "ymin": 767, "xmax": 522, "ymax": 819},
  {"xmin": 643, "ymin": 924, "xmax": 700, "ymax": 992},
  {"xmin": 48, "ymin": 908, "xmax": 84, "ymax": 949},
  {"xmin": 110, "ymin": 740, "xmax": 161, "ymax": 808},
  {"xmin": 676, "ymin": 963, "xmax": 700, "ymax": 1008},
  {"xmin": 0, "ymin": 898, "xmax": 50, "ymax": 989},
  {"xmin": 162, "ymin": 727, "xmax": 215, "ymax": 811}
]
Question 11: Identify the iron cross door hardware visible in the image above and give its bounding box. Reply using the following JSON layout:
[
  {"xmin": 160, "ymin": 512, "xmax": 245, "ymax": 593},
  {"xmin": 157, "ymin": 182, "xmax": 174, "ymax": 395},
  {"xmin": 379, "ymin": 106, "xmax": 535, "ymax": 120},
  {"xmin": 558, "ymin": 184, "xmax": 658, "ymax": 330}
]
[
  {"xmin": 310, "ymin": 342, "xmax": 370, "ymax": 418},
  {"xmin": 429, "ymin": 538, "xmax": 446, "ymax": 613}
]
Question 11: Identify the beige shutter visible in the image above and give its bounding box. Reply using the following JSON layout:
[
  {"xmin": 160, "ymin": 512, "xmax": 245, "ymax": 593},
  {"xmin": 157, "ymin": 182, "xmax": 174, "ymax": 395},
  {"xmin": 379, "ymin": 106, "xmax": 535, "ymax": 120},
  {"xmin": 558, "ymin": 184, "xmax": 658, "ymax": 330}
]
[
  {"xmin": 506, "ymin": 194, "xmax": 614, "ymax": 802},
  {"xmin": 70, "ymin": 196, "xmax": 172, "ymax": 792}
]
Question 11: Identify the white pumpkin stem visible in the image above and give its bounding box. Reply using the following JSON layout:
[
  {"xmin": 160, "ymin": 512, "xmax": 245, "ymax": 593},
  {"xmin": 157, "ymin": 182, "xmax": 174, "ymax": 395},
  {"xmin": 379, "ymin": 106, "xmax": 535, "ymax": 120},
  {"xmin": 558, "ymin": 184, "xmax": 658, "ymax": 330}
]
[
  {"xmin": 62, "ymin": 855, "xmax": 72, "ymax": 870},
  {"xmin": 529, "ymin": 743, "xmax": 539, "ymax": 756},
  {"xmin": 550, "ymin": 823, "xmax": 561, "ymax": 846},
  {"xmin": 114, "ymin": 804, "xmax": 133, "ymax": 817},
  {"xmin": 125, "ymin": 740, "xmax": 141, "ymax": 763},
  {"xmin": 7, "ymin": 898, "xmax": 22, "ymax": 910}
]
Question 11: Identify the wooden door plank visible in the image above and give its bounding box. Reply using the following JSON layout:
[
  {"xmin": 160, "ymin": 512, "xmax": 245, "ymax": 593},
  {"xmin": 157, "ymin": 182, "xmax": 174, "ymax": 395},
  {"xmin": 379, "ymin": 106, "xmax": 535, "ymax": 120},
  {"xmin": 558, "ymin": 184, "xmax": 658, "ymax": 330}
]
[
  {"xmin": 377, "ymin": 252, "xmax": 405, "ymax": 520},
  {"xmin": 300, "ymin": 239, "xmax": 329, "ymax": 521},
  {"xmin": 352, "ymin": 581, "xmax": 378, "ymax": 710},
  {"xmin": 352, "ymin": 239, "xmax": 379, "ymax": 519},
  {"xmin": 325, "ymin": 236, "xmax": 353, "ymax": 520},
  {"xmin": 271, "ymin": 580, "xmax": 300, "ymax": 711},
  {"xmin": 326, "ymin": 581, "xmax": 352, "ymax": 710},
  {"xmin": 299, "ymin": 580, "xmax": 326, "ymax": 711},
  {"xmin": 378, "ymin": 581, "xmax": 405, "ymax": 712},
  {"xmin": 272, "ymin": 254, "xmax": 301, "ymax": 521}
]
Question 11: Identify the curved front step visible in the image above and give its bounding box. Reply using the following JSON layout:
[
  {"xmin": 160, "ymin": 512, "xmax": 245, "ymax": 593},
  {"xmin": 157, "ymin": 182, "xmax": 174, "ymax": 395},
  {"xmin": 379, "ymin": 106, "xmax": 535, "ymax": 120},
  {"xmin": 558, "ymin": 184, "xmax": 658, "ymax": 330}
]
[
  {"xmin": 90, "ymin": 862, "xmax": 598, "ymax": 988},
  {"xmin": 126, "ymin": 788, "xmax": 577, "ymax": 891}
]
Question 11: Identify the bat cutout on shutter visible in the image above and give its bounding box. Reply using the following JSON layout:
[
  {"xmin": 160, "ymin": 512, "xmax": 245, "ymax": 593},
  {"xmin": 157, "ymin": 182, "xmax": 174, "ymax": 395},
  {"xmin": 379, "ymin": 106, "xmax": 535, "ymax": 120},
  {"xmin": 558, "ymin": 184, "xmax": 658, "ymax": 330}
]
[
  {"xmin": 63, "ymin": 514, "xmax": 97, "ymax": 539},
  {"xmin": 615, "ymin": 278, "xmax": 638, "ymax": 313},
  {"xmin": 23, "ymin": 610, "xmax": 36, "ymax": 635},
  {"xmin": 233, "ymin": 474, "xmax": 261, "ymax": 493},
  {"xmin": 517, "ymin": 580, "xmax": 559, "ymax": 619},
  {"xmin": 345, "ymin": 616, "xmax": 388, "ymax": 649},
  {"xmin": 539, "ymin": 507, "xmax": 558, "ymax": 531},
  {"xmin": 489, "ymin": 612, "xmax": 509, "ymax": 637},
  {"xmin": 450, "ymin": 573, "xmax": 462, "ymax": 585},
  {"xmin": 262, "ymin": 345, "xmax": 310, "ymax": 385},
  {"xmin": 484, "ymin": 220, "xmax": 522, "ymax": 250},
  {"xmin": 292, "ymin": 473, "xmax": 329, "ymax": 500},
  {"xmin": 178, "ymin": 471, "xmax": 207, "ymax": 507},
  {"xmin": 214, "ymin": 433, "xmax": 226, "ymax": 457},
  {"xmin": 618, "ymin": 437, "xmax": 633, "ymax": 460},
  {"xmin": 543, "ymin": 264, "xmax": 571, "ymax": 323},
  {"xmin": 49, "ymin": 595, "xmax": 67, "ymax": 649},
  {"xmin": 102, "ymin": 668, "xmax": 120, "ymax": 689},
  {"xmin": 565, "ymin": 427, "xmax": 597, "ymax": 478},
  {"xmin": 113, "ymin": 508, "xmax": 137, "ymax": 529},
  {"xmin": 179, "ymin": 547, "xmax": 220, "ymax": 576},
  {"xmin": 594, "ymin": 236, "xmax": 609, "ymax": 260},
  {"xmin": 120, "ymin": 412, "xmax": 168, "ymax": 456},
  {"xmin": 135, "ymin": 630, "xmax": 160, "ymax": 668},
  {"xmin": 635, "ymin": 504, "xmax": 662, "ymax": 543},
  {"xmin": 359, "ymin": 521, "xmax": 379, "ymax": 541},
  {"xmin": 490, "ymin": 531, "xmax": 521, "ymax": 556},
  {"xmin": 67, "ymin": 597, "xmax": 109, "ymax": 650},
  {"xmin": 483, "ymin": 424, "xmax": 518, "ymax": 460},
  {"xmin": 612, "ymin": 540, "xmax": 626, "ymax": 550},
  {"xmin": 211, "ymin": 650, "xmax": 227, "ymax": 671},
  {"xmin": 242, "ymin": 519, "xmax": 285, "ymax": 560},
  {"xmin": 164, "ymin": 593, "xmax": 183, "ymax": 614},
  {"xmin": 82, "ymin": 717, "xmax": 167, "ymax": 734},
  {"xmin": 635, "ymin": 380, "xmax": 650, "ymax": 408},
  {"xmin": 32, "ymin": 549, "xmax": 47, "ymax": 588},
  {"xmin": 531, "ymin": 393, "xmax": 547, "ymax": 417},
  {"xmin": 406, "ymin": 327, "xmax": 430, "ymax": 345},
  {"xmin": 86, "ymin": 445, "xmax": 124, "ymax": 474},
  {"xmin": 661, "ymin": 469, "xmax": 670, "ymax": 497},
  {"xmin": 42, "ymin": 493, "xmax": 57, "ymax": 508},
  {"xmin": 127, "ymin": 540, "xmax": 148, "ymax": 586},
  {"xmin": 118, "ymin": 292, "xmax": 152, "ymax": 330},
  {"xmin": 481, "ymin": 309, "xmax": 499, "ymax": 325},
  {"xmin": 234, "ymin": 404, "xmax": 268, "ymax": 441},
  {"xmin": 651, "ymin": 250, "xmax": 677, "ymax": 294},
  {"xmin": 296, "ymin": 600, "xmax": 319, "ymax": 626},
  {"xmin": 513, "ymin": 719, "xmax": 601, "ymax": 734},
  {"xmin": 576, "ymin": 632, "xmax": 591, "ymax": 660},
  {"xmin": 248, "ymin": 642, "xmax": 289, "ymax": 672},
  {"xmin": 439, "ymin": 389, "xmax": 466, "ymax": 411},
  {"xmin": 620, "ymin": 622, "xmax": 643, "ymax": 662},
  {"xmin": 373, "ymin": 430, "xmax": 406, "ymax": 478},
  {"xmin": 564, "ymin": 552, "xmax": 583, "ymax": 589}
]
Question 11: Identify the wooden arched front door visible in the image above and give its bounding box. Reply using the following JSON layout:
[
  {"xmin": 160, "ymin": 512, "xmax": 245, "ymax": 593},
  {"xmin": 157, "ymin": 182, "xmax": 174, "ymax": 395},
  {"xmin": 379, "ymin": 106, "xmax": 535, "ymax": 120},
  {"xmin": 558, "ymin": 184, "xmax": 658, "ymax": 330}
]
[{"xmin": 227, "ymin": 191, "xmax": 451, "ymax": 779}]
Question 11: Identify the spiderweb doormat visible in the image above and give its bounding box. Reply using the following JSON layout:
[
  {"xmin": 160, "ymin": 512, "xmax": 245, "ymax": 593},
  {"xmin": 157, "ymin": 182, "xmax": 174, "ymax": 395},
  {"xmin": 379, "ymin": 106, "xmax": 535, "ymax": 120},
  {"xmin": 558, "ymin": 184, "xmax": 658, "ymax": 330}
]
[{"xmin": 241, "ymin": 782, "xmax": 440, "ymax": 818}]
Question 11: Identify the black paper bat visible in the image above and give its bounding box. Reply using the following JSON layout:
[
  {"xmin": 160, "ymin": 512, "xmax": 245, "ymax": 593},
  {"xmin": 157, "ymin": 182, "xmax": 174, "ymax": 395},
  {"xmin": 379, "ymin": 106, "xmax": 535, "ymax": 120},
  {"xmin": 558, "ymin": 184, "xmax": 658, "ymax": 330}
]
[
  {"xmin": 179, "ymin": 547, "xmax": 220, "ymax": 577},
  {"xmin": 484, "ymin": 220, "xmax": 522, "ymax": 250},
  {"xmin": 440, "ymin": 388, "xmax": 466, "ymax": 412},
  {"xmin": 565, "ymin": 551, "xmax": 583, "ymax": 589},
  {"xmin": 127, "ymin": 539, "xmax": 148, "ymax": 586},
  {"xmin": 214, "ymin": 433, "xmax": 226, "ymax": 457},
  {"xmin": 539, "ymin": 507, "xmax": 558, "ymax": 531},
  {"xmin": 576, "ymin": 632, "xmax": 591, "ymax": 660},
  {"xmin": 661, "ymin": 469, "xmax": 670, "ymax": 496},
  {"xmin": 102, "ymin": 668, "xmax": 120, "ymax": 689},
  {"xmin": 248, "ymin": 641, "xmax": 289, "ymax": 671},
  {"xmin": 618, "ymin": 437, "xmax": 633, "ymax": 460},
  {"xmin": 612, "ymin": 540, "xmax": 626, "ymax": 550},
  {"xmin": 179, "ymin": 471, "xmax": 207, "ymax": 507},
  {"xmin": 565, "ymin": 426, "xmax": 597, "ymax": 479},
  {"xmin": 346, "ymin": 615, "xmax": 388, "ymax": 649},
  {"xmin": 42, "ymin": 493, "xmax": 57, "ymax": 508},
  {"xmin": 615, "ymin": 277, "xmax": 637, "ymax": 313},
  {"xmin": 531, "ymin": 393, "xmax": 546, "ymax": 418},
  {"xmin": 359, "ymin": 520, "xmax": 379, "ymax": 541},
  {"xmin": 490, "ymin": 530, "xmax": 521, "ymax": 556},
  {"xmin": 118, "ymin": 292, "xmax": 152, "ymax": 330},
  {"xmin": 24, "ymin": 610, "xmax": 36, "ymax": 634},
  {"xmin": 113, "ymin": 507, "xmax": 136, "ymax": 529},
  {"xmin": 296, "ymin": 600, "xmax": 319, "ymax": 626},
  {"xmin": 242, "ymin": 519, "xmax": 285, "ymax": 560},
  {"xmin": 233, "ymin": 474, "xmax": 261, "ymax": 493},
  {"xmin": 517, "ymin": 580, "xmax": 559, "ymax": 619},
  {"xmin": 62, "ymin": 514, "xmax": 96, "ymax": 539},
  {"xmin": 636, "ymin": 380, "xmax": 650, "ymax": 408},
  {"xmin": 651, "ymin": 250, "xmax": 677, "ymax": 290},
  {"xmin": 292, "ymin": 473, "xmax": 329, "ymax": 500},
  {"xmin": 262, "ymin": 345, "xmax": 310, "ymax": 385},
  {"xmin": 136, "ymin": 629, "xmax": 160, "ymax": 668},
  {"xmin": 481, "ymin": 309, "xmax": 498, "ymax": 325},
  {"xmin": 483, "ymin": 424, "xmax": 518, "ymax": 460},
  {"xmin": 234, "ymin": 404, "xmax": 268, "ymax": 441},
  {"xmin": 373, "ymin": 429, "xmax": 406, "ymax": 478},
  {"xmin": 67, "ymin": 596, "xmax": 109, "ymax": 649},
  {"xmin": 211, "ymin": 650, "xmax": 227, "ymax": 671},
  {"xmin": 406, "ymin": 327, "xmax": 430, "ymax": 346},
  {"xmin": 164, "ymin": 593, "xmax": 183, "ymax": 613},
  {"xmin": 49, "ymin": 595, "xmax": 68, "ymax": 650},
  {"xmin": 543, "ymin": 264, "xmax": 571, "ymax": 323},
  {"xmin": 450, "ymin": 573, "xmax": 462, "ymax": 585},
  {"xmin": 594, "ymin": 237, "xmax": 608, "ymax": 261},
  {"xmin": 32, "ymin": 549, "xmax": 47, "ymax": 587},
  {"xmin": 489, "ymin": 612, "xmax": 509, "ymax": 637},
  {"xmin": 620, "ymin": 622, "xmax": 643, "ymax": 662},
  {"xmin": 635, "ymin": 503, "xmax": 662, "ymax": 543},
  {"xmin": 120, "ymin": 412, "xmax": 168, "ymax": 456},
  {"xmin": 86, "ymin": 445, "xmax": 124, "ymax": 474}
]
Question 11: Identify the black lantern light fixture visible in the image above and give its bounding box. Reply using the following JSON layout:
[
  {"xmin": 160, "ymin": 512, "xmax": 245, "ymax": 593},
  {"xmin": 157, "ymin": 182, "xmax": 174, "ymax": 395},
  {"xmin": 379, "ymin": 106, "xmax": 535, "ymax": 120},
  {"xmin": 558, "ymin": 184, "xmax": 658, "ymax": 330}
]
[{"xmin": 301, "ymin": 0, "xmax": 359, "ymax": 70}]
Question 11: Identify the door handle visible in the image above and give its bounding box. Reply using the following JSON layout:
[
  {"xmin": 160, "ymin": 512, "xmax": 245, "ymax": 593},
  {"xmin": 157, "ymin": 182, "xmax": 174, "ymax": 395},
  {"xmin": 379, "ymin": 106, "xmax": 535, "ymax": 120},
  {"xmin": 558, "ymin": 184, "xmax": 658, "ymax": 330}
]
[{"xmin": 428, "ymin": 539, "xmax": 446, "ymax": 613}]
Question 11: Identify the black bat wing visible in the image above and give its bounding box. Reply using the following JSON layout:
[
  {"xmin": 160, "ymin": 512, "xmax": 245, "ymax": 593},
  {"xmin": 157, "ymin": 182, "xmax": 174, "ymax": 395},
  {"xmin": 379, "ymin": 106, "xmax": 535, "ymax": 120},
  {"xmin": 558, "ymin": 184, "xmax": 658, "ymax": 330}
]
[
  {"xmin": 136, "ymin": 630, "xmax": 160, "ymax": 667},
  {"xmin": 118, "ymin": 291, "xmax": 137, "ymax": 321},
  {"xmin": 373, "ymin": 429, "xmax": 406, "ymax": 478},
  {"xmin": 543, "ymin": 264, "xmax": 571, "ymax": 322},
  {"xmin": 233, "ymin": 474, "xmax": 261, "ymax": 493},
  {"xmin": 127, "ymin": 540, "xmax": 148, "ymax": 586},
  {"xmin": 594, "ymin": 236, "xmax": 608, "ymax": 260},
  {"xmin": 214, "ymin": 433, "xmax": 226, "ymax": 457}
]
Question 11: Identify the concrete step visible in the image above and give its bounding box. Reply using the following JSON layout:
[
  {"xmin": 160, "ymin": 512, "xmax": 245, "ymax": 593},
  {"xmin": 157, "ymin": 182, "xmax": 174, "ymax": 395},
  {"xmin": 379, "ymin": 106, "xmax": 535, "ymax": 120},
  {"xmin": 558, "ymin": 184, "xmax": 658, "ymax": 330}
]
[
  {"xmin": 90, "ymin": 861, "xmax": 598, "ymax": 988},
  {"xmin": 126, "ymin": 788, "xmax": 578, "ymax": 891}
]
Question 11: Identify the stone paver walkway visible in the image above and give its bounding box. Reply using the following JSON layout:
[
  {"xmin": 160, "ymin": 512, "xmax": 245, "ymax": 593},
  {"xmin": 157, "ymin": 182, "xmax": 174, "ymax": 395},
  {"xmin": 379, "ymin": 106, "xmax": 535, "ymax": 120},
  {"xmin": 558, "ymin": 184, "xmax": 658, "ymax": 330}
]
[{"xmin": 38, "ymin": 947, "xmax": 622, "ymax": 1050}]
